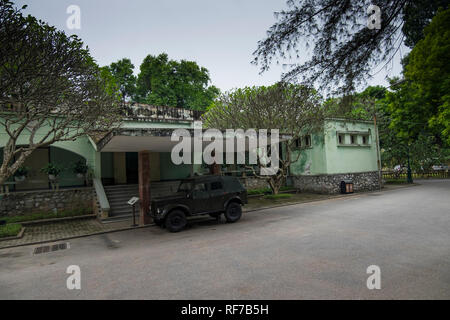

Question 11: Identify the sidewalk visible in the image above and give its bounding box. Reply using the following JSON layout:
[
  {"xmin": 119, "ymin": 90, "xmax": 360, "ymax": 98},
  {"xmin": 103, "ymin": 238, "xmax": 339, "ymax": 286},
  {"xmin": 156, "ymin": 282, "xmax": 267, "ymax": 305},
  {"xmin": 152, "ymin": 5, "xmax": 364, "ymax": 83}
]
[
  {"xmin": 0, "ymin": 218, "xmax": 146, "ymax": 249},
  {"xmin": 0, "ymin": 183, "xmax": 417, "ymax": 249}
]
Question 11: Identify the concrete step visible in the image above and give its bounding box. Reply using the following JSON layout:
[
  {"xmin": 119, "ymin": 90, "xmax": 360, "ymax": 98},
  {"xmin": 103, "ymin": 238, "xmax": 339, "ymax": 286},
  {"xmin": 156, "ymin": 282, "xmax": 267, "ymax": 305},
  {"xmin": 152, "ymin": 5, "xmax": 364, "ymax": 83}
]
[{"xmin": 103, "ymin": 181, "xmax": 181, "ymax": 219}]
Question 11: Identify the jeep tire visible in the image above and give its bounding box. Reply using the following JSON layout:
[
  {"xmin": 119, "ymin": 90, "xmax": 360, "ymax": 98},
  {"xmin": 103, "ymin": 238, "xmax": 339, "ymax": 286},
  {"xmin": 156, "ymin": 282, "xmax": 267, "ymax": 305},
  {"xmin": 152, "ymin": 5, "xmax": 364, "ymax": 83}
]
[
  {"xmin": 224, "ymin": 202, "xmax": 242, "ymax": 223},
  {"xmin": 165, "ymin": 210, "xmax": 187, "ymax": 232}
]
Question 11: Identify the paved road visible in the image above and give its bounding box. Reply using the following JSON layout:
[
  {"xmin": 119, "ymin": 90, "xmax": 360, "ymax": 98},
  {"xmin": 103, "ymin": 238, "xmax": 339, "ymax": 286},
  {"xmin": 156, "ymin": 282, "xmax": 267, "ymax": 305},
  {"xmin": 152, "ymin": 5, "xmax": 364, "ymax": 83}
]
[{"xmin": 0, "ymin": 180, "xmax": 449, "ymax": 299}]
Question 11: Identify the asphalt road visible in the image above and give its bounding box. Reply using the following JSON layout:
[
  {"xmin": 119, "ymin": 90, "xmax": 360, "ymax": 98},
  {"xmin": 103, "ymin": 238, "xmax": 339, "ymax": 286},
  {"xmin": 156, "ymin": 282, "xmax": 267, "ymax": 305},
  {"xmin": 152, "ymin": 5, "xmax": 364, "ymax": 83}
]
[{"xmin": 0, "ymin": 180, "xmax": 449, "ymax": 299}]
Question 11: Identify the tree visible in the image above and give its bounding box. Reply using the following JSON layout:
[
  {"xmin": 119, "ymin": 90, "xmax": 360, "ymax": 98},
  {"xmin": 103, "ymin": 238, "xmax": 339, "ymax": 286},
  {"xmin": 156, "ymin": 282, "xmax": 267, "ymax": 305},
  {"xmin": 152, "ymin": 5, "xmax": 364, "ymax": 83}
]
[
  {"xmin": 403, "ymin": 8, "xmax": 450, "ymax": 145},
  {"xmin": 107, "ymin": 58, "xmax": 136, "ymax": 101},
  {"xmin": 135, "ymin": 53, "xmax": 219, "ymax": 110},
  {"xmin": 253, "ymin": 0, "xmax": 449, "ymax": 94},
  {"xmin": 202, "ymin": 83, "xmax": 323, "ymax": 194},
  {"xmin": 0, "ymin": 0, "xmax": 121, "ymax": 184}
]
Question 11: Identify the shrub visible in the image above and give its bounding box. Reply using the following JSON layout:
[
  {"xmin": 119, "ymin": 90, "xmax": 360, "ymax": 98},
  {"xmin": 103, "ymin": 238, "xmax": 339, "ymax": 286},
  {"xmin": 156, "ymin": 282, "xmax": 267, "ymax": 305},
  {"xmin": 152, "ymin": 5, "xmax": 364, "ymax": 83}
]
[
  {"xmin": 40, "ymin": 163, "xmax": 62, "ymax": 176},
  {"xmin": 73, "ymin": 160, "xmax": 89, "ymax": 174},
  {"xmin": 14, "ymin": 166, "xmax": 29, "ymax": 177},
  {"xmin": 0, "ymin": 223, "xmax": 22, "ymax": 238}
]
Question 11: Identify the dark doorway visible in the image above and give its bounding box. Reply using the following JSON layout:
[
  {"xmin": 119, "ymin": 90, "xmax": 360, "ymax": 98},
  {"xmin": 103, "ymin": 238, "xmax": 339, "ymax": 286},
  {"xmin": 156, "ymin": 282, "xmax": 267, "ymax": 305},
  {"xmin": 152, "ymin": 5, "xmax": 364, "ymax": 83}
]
[{"xmin": 126, "ymin": 152, "xmax": 139, "ymax": 184}]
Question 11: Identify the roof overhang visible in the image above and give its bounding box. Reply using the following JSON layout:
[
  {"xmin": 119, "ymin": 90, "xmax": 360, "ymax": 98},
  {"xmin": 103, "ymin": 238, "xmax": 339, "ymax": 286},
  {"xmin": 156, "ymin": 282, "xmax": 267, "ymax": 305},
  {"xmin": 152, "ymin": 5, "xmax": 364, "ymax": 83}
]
[{"xmin": 96, "ymin": 128, "xmax": 291, "ymax": 153}]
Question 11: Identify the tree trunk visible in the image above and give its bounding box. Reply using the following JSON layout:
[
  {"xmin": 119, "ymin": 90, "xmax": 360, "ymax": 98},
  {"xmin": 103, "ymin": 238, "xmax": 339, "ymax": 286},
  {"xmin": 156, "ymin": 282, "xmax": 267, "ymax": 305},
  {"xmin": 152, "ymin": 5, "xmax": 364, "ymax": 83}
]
[{"xmin": 268, "ymin": 171, "xmax": 285, "ymax": 195}]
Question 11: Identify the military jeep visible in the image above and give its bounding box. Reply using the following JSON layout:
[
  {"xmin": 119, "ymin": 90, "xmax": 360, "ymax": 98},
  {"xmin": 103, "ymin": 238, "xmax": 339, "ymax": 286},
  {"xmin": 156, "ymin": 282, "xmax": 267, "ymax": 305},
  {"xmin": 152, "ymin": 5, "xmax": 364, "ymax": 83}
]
[{"xmin": 150, "ymin": 175, "xmax": 248, "ymax": 232}]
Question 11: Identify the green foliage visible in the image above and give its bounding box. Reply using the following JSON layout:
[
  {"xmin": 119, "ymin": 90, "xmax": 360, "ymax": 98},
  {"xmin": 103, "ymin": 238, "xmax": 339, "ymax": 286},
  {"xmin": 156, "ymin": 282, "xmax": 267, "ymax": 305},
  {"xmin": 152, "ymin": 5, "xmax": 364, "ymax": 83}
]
[
  {"xmin": 72, "ymin": 160, "xmax": 88, "ymax": 174},
  {"xmin": 135, "ymin": 53, "xmax": 219, "ymax": 110},
  {"xmin": 403, "ymin": 8, "xmax": 450, "ymax": 145},
  {"xmin": 0, "ymin": 223, "xmax": 22, "ymax": 238},
  {"xmin": 107, "ymin": 58, "xmax": 136, "ymax": 100},
  {"xmin": 324, "ymin": 85, "xmax": 387, "ymax": 121},
  {"xmin": 40, "ymin": 163, "xmax": 62, "ymax": 176},
  {"xmin": 2, "ymin": 207, "xmax": 92, "ymax": 224},
  {"xmin": 13, "ymin": 166, "xmax": 29, "ymax": 177},
  {"xmin": 0, "ymin": 0, "xmax": 122, "ymax": 184},
  {"xmin": 402, "ymin": 0, "xmax": 449, "ymax": 48}
]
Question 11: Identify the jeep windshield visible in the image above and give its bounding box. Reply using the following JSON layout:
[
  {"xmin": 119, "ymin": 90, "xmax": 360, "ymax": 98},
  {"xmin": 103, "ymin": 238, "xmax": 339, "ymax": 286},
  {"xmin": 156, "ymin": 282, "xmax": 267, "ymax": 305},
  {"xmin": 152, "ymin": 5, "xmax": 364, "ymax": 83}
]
[{"xmin": 177, "ymin": 181, "xmax": 193, "ymax": 193}]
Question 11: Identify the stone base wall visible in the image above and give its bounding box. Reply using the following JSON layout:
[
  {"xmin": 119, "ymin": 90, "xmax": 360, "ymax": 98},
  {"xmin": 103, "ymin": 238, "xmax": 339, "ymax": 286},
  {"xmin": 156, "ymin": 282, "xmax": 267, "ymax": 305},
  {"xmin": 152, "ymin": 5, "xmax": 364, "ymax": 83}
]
[
  {"xmin": 0, "ymin": 187, "xmax": 94, "ymax": 217},
  {"xmin": 239, "ymin": 176, "xmax": 270, "ymax": 190},
  {"xmin": 292, "ymin": 171, "xmax": 380, "ymax": 194}
]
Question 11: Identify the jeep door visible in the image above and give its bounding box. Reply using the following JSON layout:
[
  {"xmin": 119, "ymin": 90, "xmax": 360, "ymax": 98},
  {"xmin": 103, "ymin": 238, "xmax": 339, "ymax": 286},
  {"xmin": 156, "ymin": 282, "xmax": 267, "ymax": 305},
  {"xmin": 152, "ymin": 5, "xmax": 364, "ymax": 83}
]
[
  {"xmin": 192, "ymin": 182, "xmax": 210, "ymax": 214},
  {"xmin": 208, "ymin": 180, "xmax": 226, "ymax": 212}
]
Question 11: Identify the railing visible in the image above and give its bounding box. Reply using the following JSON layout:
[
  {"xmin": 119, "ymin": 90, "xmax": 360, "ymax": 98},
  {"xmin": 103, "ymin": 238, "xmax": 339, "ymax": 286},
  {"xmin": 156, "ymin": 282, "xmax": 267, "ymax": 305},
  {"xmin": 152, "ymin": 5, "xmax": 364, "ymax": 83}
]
[
  {"xmin": 382, "ymin": 170, "xmax": 450, "ymax": 180},
  {"xmin": 121, "ymin": 103, "xmax": 204, "ymax": 122},
  {"xmin": 93, "ymin": 178, "xmax": 110, "ymax": 217}
]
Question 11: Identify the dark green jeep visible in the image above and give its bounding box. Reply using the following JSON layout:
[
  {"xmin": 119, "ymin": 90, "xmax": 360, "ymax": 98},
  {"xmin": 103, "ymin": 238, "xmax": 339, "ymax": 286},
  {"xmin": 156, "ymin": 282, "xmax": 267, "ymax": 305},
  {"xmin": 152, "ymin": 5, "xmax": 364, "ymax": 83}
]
[{"xmin": 150, "ymin": 175, "xmax": 248, "ymax": 232}]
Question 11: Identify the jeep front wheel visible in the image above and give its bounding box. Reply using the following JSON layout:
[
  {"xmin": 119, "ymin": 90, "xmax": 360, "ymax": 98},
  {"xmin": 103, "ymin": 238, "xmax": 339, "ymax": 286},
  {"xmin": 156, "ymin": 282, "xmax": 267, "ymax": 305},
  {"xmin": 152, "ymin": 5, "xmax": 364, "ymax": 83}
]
[
  {"xmin": 165, "ymin": 210, "xmax": 187, "ymax": 232},
  {"xmin": 224, "ymin": 202, "xmax": 242, "ymax": 223}
]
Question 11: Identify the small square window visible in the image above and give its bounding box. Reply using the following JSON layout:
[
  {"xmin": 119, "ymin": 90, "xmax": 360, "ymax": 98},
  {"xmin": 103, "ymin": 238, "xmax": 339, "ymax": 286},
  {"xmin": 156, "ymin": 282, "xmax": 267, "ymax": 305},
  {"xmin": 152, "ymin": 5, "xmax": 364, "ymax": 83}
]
[
  {"xmin": 362, "ymin": 135, "xmax": 368, "ymax": 145},
  {"xmin": 350, "ymin": 135, "xmax": 356, "ymax": 144},
  {"xmin": 305, "ymin": 135, "xmax": 311, "ymax": 147},
  {"xmin": 295, "ymin": 138, "xmax": 301, "ymax": 148},
  {"xmin": 338, "ymin": 134, "xmax": 345, "ymax": 145}
]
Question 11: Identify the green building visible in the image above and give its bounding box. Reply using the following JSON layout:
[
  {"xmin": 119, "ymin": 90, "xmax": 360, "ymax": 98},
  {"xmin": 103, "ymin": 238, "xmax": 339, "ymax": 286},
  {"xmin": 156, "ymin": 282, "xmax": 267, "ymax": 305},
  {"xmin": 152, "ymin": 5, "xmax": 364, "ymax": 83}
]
[{"xmin": 0, "ymin": 104, "xmax": 380, "ymax": 222}]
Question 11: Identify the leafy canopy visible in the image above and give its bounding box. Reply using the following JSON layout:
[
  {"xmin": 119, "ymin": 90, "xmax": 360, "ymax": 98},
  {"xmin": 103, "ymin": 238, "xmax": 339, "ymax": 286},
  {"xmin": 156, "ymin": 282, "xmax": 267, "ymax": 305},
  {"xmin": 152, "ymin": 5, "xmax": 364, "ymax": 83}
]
[
  {"xmin": 135, "ymin": 53, "xmax": 219, "ymax": 110},
  {"xmin": 0, "ymin": 0, "xmax": 121, "ymax": 184},
  {"xmin": 253, "ymin": 0, "xmax": 449, "ymax": 94}
]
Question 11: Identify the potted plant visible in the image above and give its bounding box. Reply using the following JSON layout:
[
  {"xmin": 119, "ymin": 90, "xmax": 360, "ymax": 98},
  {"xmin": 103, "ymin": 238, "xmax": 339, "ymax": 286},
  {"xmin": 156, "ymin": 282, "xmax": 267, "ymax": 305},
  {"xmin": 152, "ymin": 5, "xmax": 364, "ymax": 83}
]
[
  {"xmin": 73, "ymin": 160, "xmax": 89, "ymax": 178},
  {"xmin": 41, "ymin": 163, "xmax": 62, "ymax": 181},
  {"xmin": 14, "ymin": 166, "xmax": 29, "ymax": 182}
]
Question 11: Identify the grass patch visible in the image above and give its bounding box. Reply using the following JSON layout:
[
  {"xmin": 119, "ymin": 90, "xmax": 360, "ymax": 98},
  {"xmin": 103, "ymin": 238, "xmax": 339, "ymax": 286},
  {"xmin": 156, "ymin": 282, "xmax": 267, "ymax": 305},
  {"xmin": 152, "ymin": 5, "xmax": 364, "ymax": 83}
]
[
  {"xmin": 264, "ymin": 193, "xmax": 293, "ymax": 200},
  {"xmin": 1, "ymin": 207, "xmax": 92, "ymax": 224},
  {"xmin": 0, "ymin": 223, "xmax": 22, "ymax": 238}
]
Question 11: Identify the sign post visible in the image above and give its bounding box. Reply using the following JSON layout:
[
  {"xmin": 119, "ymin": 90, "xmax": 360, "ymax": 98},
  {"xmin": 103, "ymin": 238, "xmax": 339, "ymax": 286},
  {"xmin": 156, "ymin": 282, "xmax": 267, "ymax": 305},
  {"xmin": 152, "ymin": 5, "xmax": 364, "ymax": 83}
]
[{"xmin": 128, "ymin": 197, "xmax": 140, "ymax": 227}]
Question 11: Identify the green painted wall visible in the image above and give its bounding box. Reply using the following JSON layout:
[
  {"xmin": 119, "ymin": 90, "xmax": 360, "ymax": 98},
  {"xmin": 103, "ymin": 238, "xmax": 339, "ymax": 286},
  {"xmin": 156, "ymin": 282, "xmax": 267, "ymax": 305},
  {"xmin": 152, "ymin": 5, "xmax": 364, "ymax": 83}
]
[
  {"xmin": 323, "ymin": 119, "xmax": 378, "ymax": 174},
  {"xmin": 289, "ymin": 119, "xmax": 378, "ymax": 175},
  {"xmin": 289, "ymin": 131, "xmax": 328, "ymax": 175}
]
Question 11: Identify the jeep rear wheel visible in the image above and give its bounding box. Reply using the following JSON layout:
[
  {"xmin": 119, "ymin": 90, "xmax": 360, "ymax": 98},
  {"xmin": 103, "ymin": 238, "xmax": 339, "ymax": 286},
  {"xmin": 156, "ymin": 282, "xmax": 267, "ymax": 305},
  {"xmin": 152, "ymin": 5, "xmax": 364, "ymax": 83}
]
[
  {"xmin": 165, "ymin": 210, "xmax": 187, "ymax": 232},
  {"xmin": 224, "ymin": 202, "xmax": 242, "ymax": 223}
]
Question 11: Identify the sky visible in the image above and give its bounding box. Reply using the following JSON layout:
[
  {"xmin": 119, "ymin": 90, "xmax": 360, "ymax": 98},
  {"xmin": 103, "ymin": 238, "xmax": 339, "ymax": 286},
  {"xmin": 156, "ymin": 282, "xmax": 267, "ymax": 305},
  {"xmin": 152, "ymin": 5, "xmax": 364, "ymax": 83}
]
[{"xmin": 15, "ymin": 0, "xmax": 407, "ymax": 93}]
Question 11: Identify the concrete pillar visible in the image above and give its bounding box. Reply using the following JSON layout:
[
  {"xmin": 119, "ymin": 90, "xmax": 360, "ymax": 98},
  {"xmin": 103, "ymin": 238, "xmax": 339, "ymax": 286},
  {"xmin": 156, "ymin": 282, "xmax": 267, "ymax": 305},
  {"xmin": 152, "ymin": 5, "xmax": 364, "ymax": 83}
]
[{"xmin": 138, "ymin": 150, "xmax": 152, "ymax": 225}]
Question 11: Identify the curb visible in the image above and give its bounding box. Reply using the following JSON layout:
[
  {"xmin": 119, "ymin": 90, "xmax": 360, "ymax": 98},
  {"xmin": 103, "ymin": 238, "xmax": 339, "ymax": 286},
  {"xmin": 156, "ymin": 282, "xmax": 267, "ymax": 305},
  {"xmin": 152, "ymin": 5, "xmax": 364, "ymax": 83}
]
[{"xmin": 20, "ymin": 214, "xmax": 96, "ymax": 226}]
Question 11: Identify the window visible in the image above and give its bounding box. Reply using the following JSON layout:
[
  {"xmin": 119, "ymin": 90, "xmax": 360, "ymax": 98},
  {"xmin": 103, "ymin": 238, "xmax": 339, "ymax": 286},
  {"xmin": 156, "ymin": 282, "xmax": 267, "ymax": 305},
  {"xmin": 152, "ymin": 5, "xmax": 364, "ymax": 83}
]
[
  {"xmin": 362, "ymin": 135, "xmax": 369, "ymax": 145},
  {"xmin": 210, "ymin": 181, "xmax": 223, "ymax": 190},
  {"xmin": 178, "ymin": 181, "xmax": 193, "ymax": 192},
  {"xmin": 295, "ymin": 138, "xmax": 301, "ymax": 148},
  {"xmin": 350, "ymin": 135, "xmax": 356, "ymax": 144},
  {"xmin": 304, "ymin": 135, "xmax": 311, "ymax": 147},
  {"xmin": 338, "ymin": 134, "xmax": 345, "ymax": 145},
  {"xmin": 194, "ymin": 183, "xmax": 207, "ymax": 192}
]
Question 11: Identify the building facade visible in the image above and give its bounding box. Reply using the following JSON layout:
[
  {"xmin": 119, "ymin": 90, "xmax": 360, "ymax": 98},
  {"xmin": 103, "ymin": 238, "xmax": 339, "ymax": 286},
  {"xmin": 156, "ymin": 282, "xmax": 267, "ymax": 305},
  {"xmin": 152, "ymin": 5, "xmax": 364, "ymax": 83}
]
[{"xmin": 0, "ymin": 105, "xmax": 380, "ymax": 222}]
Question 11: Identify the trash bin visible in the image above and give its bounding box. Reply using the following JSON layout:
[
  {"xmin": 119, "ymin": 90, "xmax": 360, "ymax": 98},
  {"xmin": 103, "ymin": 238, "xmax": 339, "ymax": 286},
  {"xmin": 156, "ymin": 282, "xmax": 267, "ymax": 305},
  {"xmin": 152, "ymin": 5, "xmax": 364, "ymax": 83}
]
[{"xmin": 340, "ymin": 180, "xmax": 354, "ymax": 194}]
